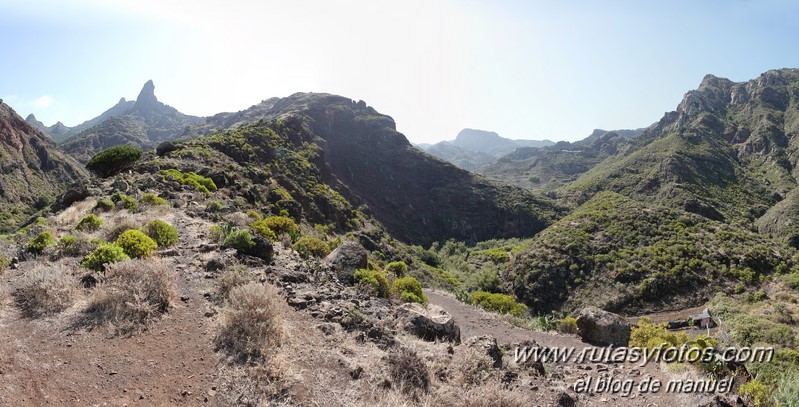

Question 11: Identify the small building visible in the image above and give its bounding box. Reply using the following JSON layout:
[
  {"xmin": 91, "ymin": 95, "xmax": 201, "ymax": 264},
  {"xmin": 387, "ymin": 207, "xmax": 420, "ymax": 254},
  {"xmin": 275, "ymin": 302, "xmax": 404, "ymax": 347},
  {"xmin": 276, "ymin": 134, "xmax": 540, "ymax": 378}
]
[{"xmin": 689, "ymin": 308, "xmax": 715, "ymax": 329}]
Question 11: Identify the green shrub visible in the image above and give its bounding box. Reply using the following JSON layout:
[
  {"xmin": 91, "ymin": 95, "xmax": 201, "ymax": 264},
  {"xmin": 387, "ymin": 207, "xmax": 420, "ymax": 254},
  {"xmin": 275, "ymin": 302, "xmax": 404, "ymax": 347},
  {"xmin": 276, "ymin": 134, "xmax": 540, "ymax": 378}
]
[
  {"xmin": 159, "ymin": 169, "xmax": 217, "ymax": 194},
  {"xmin": 58, "ymin": 235, "xmax": 98, "ymax": 257},
  {"xmin": 390, "ymin": 276, "xmax": 427, "ymax": 304},
  {"xmin": 142, "ymin": 220, "xmax": 178, "ymax": 247},
  {"xmin": 782, "ymin": 272, "xmax": 799, "ymax": 290},
  {"xmin": 0, "ymin": 255, "xmax": 9, "ymax": 273},
  {"xmin": 471, "ymin": 291, "xmax": 528, "ymax": 317},
  {"xmin": 385, "ymin": 261, "xmax": 408, "ymax": 277},
  {"xmin": 292, "ymin": 237, "xmax": 330, "ymax": 258},
  {"xmin": 246, "ymin": 210, "xmax": 262, "ymax": 221},
  {"xmin": 76, "ymin": 214, "xmax": 104, "ymax": 231},
  {"xmin": 25, "ymin": 231, "xmax": 56, "ymax": 255},
  {"xmin": 259, "ymin": 216, "xmax": 298, "ymax": 236},
  {"xmin": 111, "ymin": 192, "xmax": 137, "ymax": 212},
  {"xmin": 223, "ymin": 229, "xmax": 255, "ymax": 253},
  {"xmin": 774, "ymin": 371, "xmax": 799, "ymax": 407},
  {"xmin": 86, "ymin": 145, "xmax": 142, "ymax": 177},
  {"xmin": 250, "ymin": 219, "xmax": 277, "ymax": 241},
  {"xmin": 558, "ymin": 317, "xmax": 578, "ymax": 334},
  {"xmin": 94, "ymin": 199, "xmax": 115, "ymax": 212},
  {"xmin": 738, "ymin": 380, "xmax": 770, "ymax": 407},
  {"xmin": 141, "ymin": 193, "xmax": 169, "ymax": 206},
  {"xmin": 206, "ymin": 200, "xmax": 224, "ymax": 212},
  {"xmin": 115, "ymin": 229, "xmax": 158, "ymax": 258},
  {"xmin": 82, "ymin": 243, "xmax": 129, "ymax": 271},
  {"xmin": 354, "ymin": 268, "xmax": 389, "ymax": 298}
]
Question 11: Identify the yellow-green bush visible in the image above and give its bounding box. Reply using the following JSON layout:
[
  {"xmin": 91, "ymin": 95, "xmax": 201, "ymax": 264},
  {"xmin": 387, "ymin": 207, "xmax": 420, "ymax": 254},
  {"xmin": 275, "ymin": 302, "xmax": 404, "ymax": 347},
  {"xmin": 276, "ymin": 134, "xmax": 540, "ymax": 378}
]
[
  {"xmin": 558, "ymin": 317, "xmax": 578, "ymax": 334},
  {"xmin": 738, "ymin": 380, "xmax": 770, "ymax": 407},
  {"xmin": 250, "ymin": 219, "xmax": 277, "ymax": 241},
  {"xmin": 111, "ymin": 192, "xmax": 138, "ymax": 212},
  {"xmin": 141, "ymin": 193, "xmax": 169, "ymax": 206},
  {"xmin": 159, "ymin": 169, "xmax": 217, "ymax": 194},
  {"xmin": 292, "ymin": 237, "xmax": 330, "ymax": 258},
  {"xmin": 116, "ymin": 229, "xmax": 157, "ymax": 258},
  {"xmin": 223, "ymin": 229, "xmax": 255, "ymax": 253},
  {"xmin": 354, "ymin": 268, "xmax": 389, "ymax": 298},
  {"xmin": 25, "ymin": 231, "xmax": 56, "ymax": 255},
  {"xmin": 629, "ymin": 317, "xmax": 691, "ymax": 350},
  {"xmin": 470, "ymin": 291, "xmax": 528, "ymax": 317},
  {"xmin": 94, "ymin": 198, "xmax": 115, "ymax": 212},
  {"xmin": 76, "ymin": 214, "xmax": 104, "ymax": 231},
  {"xmin": 259, "ymin": 216, "xmax": 298, "ymax": 236},
  {"xmin": 142, "ymin": 220, "xmax": 178, "ymax": 247},
  {"xmin": 385, "ymin": 261, "xmax": 408, "ymax": 277},
  {"xmin": 390, "ymin": 276, "xmax": 427, "ymax": 304},
  {"xmin": 82, "ymin": 243, "xmax": 129, "ymax": 271}
]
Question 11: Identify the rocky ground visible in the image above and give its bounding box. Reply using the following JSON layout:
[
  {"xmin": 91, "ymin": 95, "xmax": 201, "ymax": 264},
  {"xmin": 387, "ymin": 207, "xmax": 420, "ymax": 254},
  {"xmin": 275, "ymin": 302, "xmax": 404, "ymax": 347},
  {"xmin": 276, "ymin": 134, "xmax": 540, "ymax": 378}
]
[{"xmin": 0, "ymin": 176, "xmax": 747, "ymax": 406}]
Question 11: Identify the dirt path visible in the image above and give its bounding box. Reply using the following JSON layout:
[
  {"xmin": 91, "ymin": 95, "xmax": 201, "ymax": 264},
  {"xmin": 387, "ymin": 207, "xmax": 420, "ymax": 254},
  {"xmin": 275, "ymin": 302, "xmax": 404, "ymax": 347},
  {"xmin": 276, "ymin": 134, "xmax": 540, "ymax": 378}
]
[{"xmin": 425, "ymin": 289, "xmax": 727, "ymax": 407}]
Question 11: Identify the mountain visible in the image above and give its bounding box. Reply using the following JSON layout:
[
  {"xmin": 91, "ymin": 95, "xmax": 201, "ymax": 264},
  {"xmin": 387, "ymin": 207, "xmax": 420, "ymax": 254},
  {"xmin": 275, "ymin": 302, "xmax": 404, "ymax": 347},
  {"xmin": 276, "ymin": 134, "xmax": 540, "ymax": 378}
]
[
  {"xmin": 180, "ymin": 93, "xmax": 563, "ymax": 245},
  {"xmin": 477, "ymin": 129, "xmax": 642, "ymax": 191},
  {"xmin": 565, "ymin": 69, "xmax": 799, "ymax": 225},
  {"xmin": 0, "ymin": 101, "xmax": 88, "ymax": 231},
  {"xmin": 59, "ymin": 80, "xmax": 202, "ymax": 162},
  {"xmin": 417, "ymin": 128, "xmax": 554, "ymax": 171},
  {"xmin": 503, "ymin": 69, "xmax": 799, "ymax": 315}
]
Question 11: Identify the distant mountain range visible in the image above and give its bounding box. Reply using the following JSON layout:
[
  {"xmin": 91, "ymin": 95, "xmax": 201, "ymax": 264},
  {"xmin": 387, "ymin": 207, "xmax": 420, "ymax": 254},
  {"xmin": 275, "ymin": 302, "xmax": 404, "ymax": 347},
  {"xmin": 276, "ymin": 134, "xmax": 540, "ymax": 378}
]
[
  {"xmin": 26, "ymin": 80, "xmax": 202, "ymax": 162},
  {"xmin": 416, "ymin": 128, "xmax": 554, "ymax": 170}
]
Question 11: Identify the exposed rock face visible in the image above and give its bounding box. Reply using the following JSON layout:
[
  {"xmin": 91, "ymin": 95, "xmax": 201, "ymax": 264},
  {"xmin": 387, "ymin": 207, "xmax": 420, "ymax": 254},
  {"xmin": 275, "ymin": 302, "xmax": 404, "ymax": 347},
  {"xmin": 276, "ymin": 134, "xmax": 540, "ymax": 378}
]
[
  {"xmin": 394, "ymin": 303, "xmax": 460, "ymax": 343},
  {"xmin": 575, "ymin": 306, "xmax": 631, "ymax": 346},
  {"xmin": 463, "ymin": 335, "xmax": 502, "ymax": 368},
  {"xmin": 0, "ymin": 102, "xmax": 88, "ymax": 231},
  {"xmin": 134, "ymin": 79, "xmax": 158, "ymax": 111},
  {"xmin": 245, "ymin": 236, "xmax": 274, "ymax": 261},
  {"xmin": 323, "ymin": 241, "xmax": 368, "ymax": 283}
]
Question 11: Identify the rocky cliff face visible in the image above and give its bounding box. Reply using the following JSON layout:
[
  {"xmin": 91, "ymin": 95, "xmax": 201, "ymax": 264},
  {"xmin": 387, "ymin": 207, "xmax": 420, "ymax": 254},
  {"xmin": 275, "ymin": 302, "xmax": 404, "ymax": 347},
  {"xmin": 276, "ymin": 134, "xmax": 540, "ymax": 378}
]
[{"xmin": 0, "ymin": 102, "xmax": 88, "ymax": 231}]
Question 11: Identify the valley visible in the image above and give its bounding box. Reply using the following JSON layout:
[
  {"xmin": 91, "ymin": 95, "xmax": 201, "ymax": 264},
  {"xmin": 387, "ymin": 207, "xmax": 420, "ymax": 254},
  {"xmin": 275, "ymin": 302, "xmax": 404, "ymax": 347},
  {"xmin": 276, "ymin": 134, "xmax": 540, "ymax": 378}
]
[{"xmin": 2, "ymin": 69, "xmax": 799, "ymax": 406}]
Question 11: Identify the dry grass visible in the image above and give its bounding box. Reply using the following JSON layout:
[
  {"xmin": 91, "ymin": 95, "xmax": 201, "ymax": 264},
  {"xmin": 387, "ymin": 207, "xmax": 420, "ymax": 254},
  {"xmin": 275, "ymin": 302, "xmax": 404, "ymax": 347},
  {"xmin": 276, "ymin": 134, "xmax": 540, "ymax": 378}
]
[
  {"xmin": 387, "ymin": 347, "xmax": 430, "ymax": 394},
  {"xmin": 450, "ymin": 347, "xmax": 496, "ymax": 385},
  {"xmin": 81, "ymin": 258, "xmax": 177, "ymax": 335},
  {"xmin": 426, "ymin": 381, "xmax": 529, "ymax": 407},
  {"xmin": 51, "ymin": 198, "xmax": 97, "ymax": 229},
  {"xmin": 216, "ymin": 282, "xmax": 286, "ymax": 363},
  {"xmin": 217, "ymin": 265, "xmax": 253, "ymax": 302},
  {"xmin": 14, "ymin": 264, "xmax": 79, "ymax": 318}
]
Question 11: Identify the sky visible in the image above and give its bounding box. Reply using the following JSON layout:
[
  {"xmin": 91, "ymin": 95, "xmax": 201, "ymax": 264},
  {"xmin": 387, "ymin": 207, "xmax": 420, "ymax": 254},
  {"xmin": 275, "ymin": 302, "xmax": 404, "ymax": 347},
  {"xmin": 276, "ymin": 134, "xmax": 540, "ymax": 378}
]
[{"xmin": 1, "ymin": 0, "xmax": 799, "ymax": 144}]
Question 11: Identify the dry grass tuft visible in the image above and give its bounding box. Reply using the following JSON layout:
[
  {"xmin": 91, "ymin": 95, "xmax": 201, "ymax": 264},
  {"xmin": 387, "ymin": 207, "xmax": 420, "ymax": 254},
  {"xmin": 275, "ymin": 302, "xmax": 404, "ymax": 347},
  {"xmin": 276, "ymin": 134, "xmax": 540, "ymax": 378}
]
[
  {"xmin": 14, "ymin": 264, "xmax": 79, "ymax": 318},
  {"xmin": 217, "ymin": 265, "xmax": 253, "ymax": 302},
  {"xmin": 387, "ymin": 347, "xmax": 430, "ymax": 394},
  {"xmin": 427, "ymin": 381, "xmax": 529, "ymax": 407},
  {"xmin": 450, "ymin": 347, "xmax": 496, "ymax": 385},
  {"xmin": 216, "ymin": 282, "xmax": 286, "ymax": 363},
  {"xmin": 82, "ymin": 258, "xmax": 177, "ymax": 335}
]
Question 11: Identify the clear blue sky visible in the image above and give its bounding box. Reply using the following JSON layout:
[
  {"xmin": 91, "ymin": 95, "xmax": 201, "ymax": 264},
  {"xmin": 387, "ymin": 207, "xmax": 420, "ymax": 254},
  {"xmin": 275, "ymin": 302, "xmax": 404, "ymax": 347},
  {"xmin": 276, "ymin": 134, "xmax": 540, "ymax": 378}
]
[{"xmin": 1, "ymin": 0, "xmax": 798, "ymax": 143}]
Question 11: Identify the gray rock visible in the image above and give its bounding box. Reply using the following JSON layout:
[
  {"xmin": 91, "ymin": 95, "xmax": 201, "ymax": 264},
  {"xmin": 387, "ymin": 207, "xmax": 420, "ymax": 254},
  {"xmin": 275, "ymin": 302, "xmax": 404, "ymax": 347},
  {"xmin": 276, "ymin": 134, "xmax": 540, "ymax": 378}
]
[
  {"xmin": 323, "ymin": 241, "xmax": 368, "ymax": 283},
  {"xmin": 394, "ymin": 303, "xmax": 460, "ymax": 343},
  {"xmin": 463, "ymin": 335, "xmax": 502, "ymax": 368},
  {"xmin": 244, "ymin": 236, "xmax": 273, "ymax": 261},
  {"xmin": 575, "ymin": 306, "xmax": 631, "ymax": 347}
]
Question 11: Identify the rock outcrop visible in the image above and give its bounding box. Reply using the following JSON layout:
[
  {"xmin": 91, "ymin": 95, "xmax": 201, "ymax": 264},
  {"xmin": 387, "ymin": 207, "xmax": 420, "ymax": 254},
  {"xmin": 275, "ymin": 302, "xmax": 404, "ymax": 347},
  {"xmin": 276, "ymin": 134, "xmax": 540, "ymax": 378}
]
[
  {"xmin": 323, "ymin": 241, "xmax": 368, "ymax": 283},
  {"xmin": 575, "ymin": 306, "xmax": 631, "ymax": 346},
  {"xmin": 394, "ymin": 303, "xmax": 460, "ymax": 343}
]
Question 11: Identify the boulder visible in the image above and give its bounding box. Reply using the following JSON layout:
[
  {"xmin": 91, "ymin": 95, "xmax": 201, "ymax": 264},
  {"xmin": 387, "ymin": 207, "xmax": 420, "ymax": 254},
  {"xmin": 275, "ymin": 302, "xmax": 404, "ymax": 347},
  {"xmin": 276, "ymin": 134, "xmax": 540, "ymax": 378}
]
[
  {"xmin": 324, "ymin": 241, "xmax": 368, "ymax": 283},
  {"xmin": 395, "ymin": 303, "xmax": 460, "ymax": 343},
  {"xmin": 463, "ymin": 335, "xmax": 502, "ymax": 368},
  {"xmin": 51, "ymin": 185, "xmax": 90, "ymax": 211},
  {"xmin": 156, "ymin": 141, "xmax": 179, "ymax": 157},
  {"xmin": 244, "ymin": 236, "xmax": 273, "ymax": 261},
  {"xmin": 575, "ymin": 306, "xmax": 631, "ymax": 346}
]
